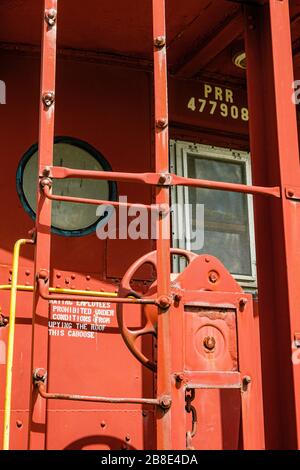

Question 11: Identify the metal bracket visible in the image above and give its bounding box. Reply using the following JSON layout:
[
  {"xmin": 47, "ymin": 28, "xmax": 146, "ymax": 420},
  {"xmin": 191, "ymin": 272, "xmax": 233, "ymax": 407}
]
[
  {"xmin": 285, "ymin": 187, "xmax": 300, "ymax": 201},
  {"xmin": 157, "ymin": 172, "xmax": 172, "ymax": 186}
]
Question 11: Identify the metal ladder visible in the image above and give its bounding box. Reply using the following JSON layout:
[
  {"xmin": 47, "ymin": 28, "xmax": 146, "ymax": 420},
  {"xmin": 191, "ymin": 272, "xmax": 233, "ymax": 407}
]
[{"xmin": 3, "ymin": 0, "xmax": 281, "ymax": 450}]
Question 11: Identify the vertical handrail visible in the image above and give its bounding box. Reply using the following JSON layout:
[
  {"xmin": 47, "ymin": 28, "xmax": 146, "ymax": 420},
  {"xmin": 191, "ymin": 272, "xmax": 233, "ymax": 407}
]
[
  {"xmin": 152, "ymin": 0, "xmax": 172, "ymax": 450},
  {"xmin": 2, "ymin": 239, "xmax": 34, "ymax": 450},
  {"xmin": 28, "ymin": 0, "xmax": 58, "ymax": 450}
]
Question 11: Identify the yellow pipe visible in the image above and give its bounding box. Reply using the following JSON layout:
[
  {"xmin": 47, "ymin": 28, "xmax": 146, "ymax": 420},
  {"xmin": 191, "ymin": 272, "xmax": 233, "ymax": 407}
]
[
  {"xmin": 0, "ymin": 285, "xmax": 118, "ymax": 298},
  {"xmin": 2, "ymin": 239, "xmax": 34, "ymax": 450}
]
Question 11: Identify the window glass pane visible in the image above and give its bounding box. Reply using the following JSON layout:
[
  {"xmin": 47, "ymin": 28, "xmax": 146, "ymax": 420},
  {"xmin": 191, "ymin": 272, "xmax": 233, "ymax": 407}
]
[
  {"xmin": 187, "ymin": 154, "xmax": 252, "ymax": 276},
  {"xmin": 21, "ymin": 142, "xmax": 111, "ymax": 233}
]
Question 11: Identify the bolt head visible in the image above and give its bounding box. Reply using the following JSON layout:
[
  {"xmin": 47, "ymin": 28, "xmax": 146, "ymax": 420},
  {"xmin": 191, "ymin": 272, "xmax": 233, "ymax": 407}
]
[
  {"xmin": 242, "ymin": 375, "xmax": 252, "ymax": 391},
  {"xmin": 239, "ymin": 297, "xmax": 248, "ymax": 309},
  {"xmin": 208, "ymin": 270, "xmax": 219, "ymax": 284},
  {"xmin": 175, "ymin": 373, "xmax": 184, "ymax": 382},
  {"xmin": 45, "ymin": 9, "xmax": 57, "ymax": 27},
  {"xmin": 203, "ymin": 336, "xmax": 216, "ymax": 352},
  {"xmin": 38, "ymin": 269, "xmax": 49, "ymax": 280},
  {"xmin": 159, "ymin": 395, "xmax": 172, "ymax": 410},
  {"xmin": 33, "ymin": 368, "xmax": 47, "ymax": 382},
  {"xmin": 158, "ymin": 296, "xmax": 171, "ymax": 309},
  {"xmin": 40, "ymin": 177, "xmax": 52, "ymax": 188},
  {"xmin": 156, "ymin": 118, "xmax": 168, "ymax": 129},
  {"xmin": 42, "ymin": 91, "xmax": 55, "ymax": 108},
  {"xmin": 154, "ymin": 36, "xmax": 166, "ymax": 48}
]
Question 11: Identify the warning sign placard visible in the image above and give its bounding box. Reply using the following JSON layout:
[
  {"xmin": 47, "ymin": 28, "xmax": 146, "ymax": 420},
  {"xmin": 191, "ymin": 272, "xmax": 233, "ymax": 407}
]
[{"xmin": 48, "ymin": 300, "xmax": 116, "ymax": 339}]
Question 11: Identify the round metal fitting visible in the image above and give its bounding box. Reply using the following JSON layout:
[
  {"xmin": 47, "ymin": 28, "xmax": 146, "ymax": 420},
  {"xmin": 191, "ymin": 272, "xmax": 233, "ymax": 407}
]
[
  {"xmin": 40, "ymin": 177, "xmax": 52, "ymax": 189},
  {"xmin": 157, "ymin": 295, "xmax": 172, "ymax": 309},
  {"xmin": 159, "ymin": 395, "xmax": 172, "ymax": 410},
  {"xmin": 45, "ymin": 9, "xmax": 57, "ymax": 27},
  {"xmin": 203, "ymin": 336, "xmax": 216, "ymax": 352},
  {"xmin": 42, "ymin": 91, "xmax": 55, "ymax": 108},
  {"xmin": 156, "ymin": 118, "xmax": 168, "ymax": 129},
  {"xmin": 154, "ymin": 36, "xmax": 166, "ymax": 48},
  {"xmin": 33, "ymin": 368, "xmax": 47, "ymax": 383},
  {"xmin": 208, "ymin": 270, "xmax": 219, "ymax": 284}
]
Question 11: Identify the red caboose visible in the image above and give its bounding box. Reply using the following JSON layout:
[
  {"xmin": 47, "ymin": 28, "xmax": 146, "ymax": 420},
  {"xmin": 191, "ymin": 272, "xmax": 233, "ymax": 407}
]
[{"xmin": 0, "ymin": 0, "xmax": 300, "ymax": 450}]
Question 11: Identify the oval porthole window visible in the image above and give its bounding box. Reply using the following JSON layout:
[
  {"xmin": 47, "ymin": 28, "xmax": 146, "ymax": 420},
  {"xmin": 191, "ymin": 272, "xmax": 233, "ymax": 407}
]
[{"xmin": 16, "ymin": 137, "xmax": 117, "ymax": 236}]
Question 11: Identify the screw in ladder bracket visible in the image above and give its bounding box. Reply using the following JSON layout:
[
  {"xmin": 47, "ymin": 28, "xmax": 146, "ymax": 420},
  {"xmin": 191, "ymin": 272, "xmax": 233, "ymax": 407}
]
[
  {"xmin": 158, "ymin": 172, "xmax": 172, "ymax": 186},
  {"xmin": 45, "ymin": 9, "xmax": 57, "ymax": 27},
  {"xmin": 40, "ymin": 176, "xmax": 53, "ymax": 189},
  {"xmin": 159, "ymin": 395, "xmax": 172, "ymax": 410},
  {"xmin": 208, "ymin": 270, "xmax": 219, "ymax": 284},
  {"xmin": 33, "ymin": 368, "xmax": 47, "ymax": 384},
  {"xmin": 203, "ymin": 336, "xmax": 216, "ymax": 352},
  {"xmin": 42, "ymin": 91, "xmax": 55, "ymax": 108},
  {"xmin": 38, "ymin": 269, "xmax": 49, "ymax": 281},
  {"xmin": 239, "ymin": 297, "xmax": 248, "ymax": 311},
  {"xmin": 242, "ymin": 375, "xmax": 252, "ymax": 392},
  {"xmin": 0, "ymin": 313, "xmax": 8, "ymax": 328},
  {"xmin": 157, "ymin": 295, "xmax": 172, "ymax": 309},
  {"xmin": 156, "ymin": 118, "xmax": 168, "ymax": 129},
  {"xmin": 154, "ymin": 36, "xmax": 166, "ymax": 49}
]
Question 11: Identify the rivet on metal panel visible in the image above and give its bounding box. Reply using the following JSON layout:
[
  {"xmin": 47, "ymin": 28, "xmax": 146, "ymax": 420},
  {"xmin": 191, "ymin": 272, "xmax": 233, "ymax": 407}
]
[
  {"xmin": 100, "ymin": 421, "xmax": 106, "ymax": 429},
  {"xmin": 45, "ymin": 9, "xmax": 57, "ymax": 27},
  {"xmin": 125, "ymin": 434, "xmax": 131, "ymax": 442},
  {"xmin": 42, "ymin": 91, "xmax": 55, "ymax": 108}
]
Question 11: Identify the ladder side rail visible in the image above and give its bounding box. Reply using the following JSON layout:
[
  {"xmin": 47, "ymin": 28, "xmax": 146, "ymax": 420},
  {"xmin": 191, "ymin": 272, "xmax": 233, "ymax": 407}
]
[{"xmin": 28, "ymin": 0, "xmax": 58, "ymax": 450}]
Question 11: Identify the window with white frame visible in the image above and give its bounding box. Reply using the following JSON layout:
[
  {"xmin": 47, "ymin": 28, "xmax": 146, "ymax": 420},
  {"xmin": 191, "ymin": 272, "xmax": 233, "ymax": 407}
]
[{"xmin": 170, "ymin": 140, "xmax": 256, "ymax": 287}]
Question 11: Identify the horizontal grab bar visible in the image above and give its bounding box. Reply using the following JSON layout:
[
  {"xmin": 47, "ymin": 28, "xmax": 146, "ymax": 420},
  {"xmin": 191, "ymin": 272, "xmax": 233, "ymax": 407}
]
[
  {"xmin": 44, "ymin": 167, "xmax": 281, "ymax": 198},
  {"xmin": 35, "ymin": 380, "xmax": 160, "ymax": 406},
  {"xmin": 38, "ymin": 278, "xmax": 156, "ymax": 305}
]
